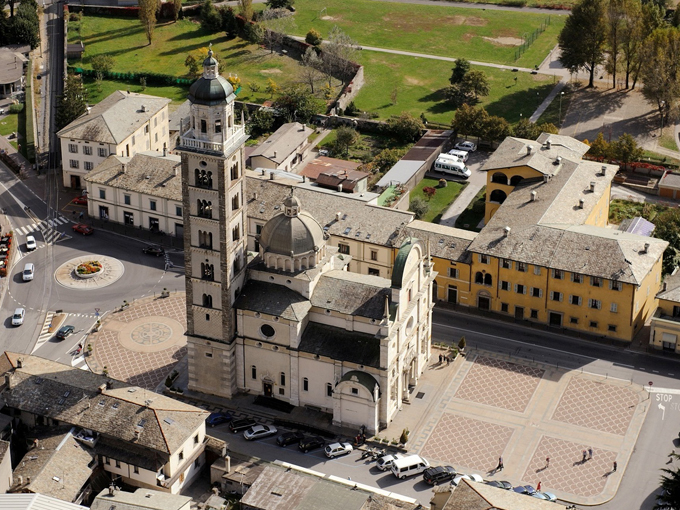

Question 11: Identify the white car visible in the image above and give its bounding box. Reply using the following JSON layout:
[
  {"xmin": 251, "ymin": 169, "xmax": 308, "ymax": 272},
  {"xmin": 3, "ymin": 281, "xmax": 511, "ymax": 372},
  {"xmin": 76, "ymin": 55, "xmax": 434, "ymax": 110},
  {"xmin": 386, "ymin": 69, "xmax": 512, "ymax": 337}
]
[
  {"xmin": 243, "ymin": 424, "xmax": 277, "ymax": 441},
  {"xmin": 325, "ymin": 442, "xmax": 353, "ymax": 458},
  {"xmin": 25, "ymin": 235, "xmax": 36, "ymax": 251},
  {"xmin": 376, "ymin": 453, "xmax": 404, "ymax": 471},
  {"xmin": 12, "ymin": 308, "xmax": 25, "ymax": 326},
  {"xmin": 452, "ymin": 473, "xmax": 484, "ymax": 486},
  {"xmin": 454, "ymin": 141, "xmax": 477, "ymax": 152}
]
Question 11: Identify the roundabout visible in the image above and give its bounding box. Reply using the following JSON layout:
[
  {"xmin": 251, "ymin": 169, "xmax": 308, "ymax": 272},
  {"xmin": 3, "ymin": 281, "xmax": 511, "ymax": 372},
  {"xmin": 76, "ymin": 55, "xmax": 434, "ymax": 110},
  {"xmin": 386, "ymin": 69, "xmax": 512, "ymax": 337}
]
[{"xmin": 55, "ymin": 255, "xmax": 124, "ymax": 289}]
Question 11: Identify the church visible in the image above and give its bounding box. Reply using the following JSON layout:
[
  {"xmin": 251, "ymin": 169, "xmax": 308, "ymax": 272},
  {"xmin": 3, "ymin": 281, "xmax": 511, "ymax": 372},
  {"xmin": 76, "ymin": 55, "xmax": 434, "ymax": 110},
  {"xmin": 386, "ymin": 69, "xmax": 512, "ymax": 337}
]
[{"xmin": 176, "ymin": 49, "xmax": 435, "ymax": 433}]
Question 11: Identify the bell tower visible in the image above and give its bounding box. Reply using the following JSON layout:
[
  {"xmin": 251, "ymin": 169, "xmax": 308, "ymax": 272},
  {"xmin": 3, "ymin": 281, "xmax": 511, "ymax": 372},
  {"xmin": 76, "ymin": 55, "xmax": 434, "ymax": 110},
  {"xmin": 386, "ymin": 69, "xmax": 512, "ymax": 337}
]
[{"xmin": 176, "ymin": 46, "xmax": 249, "ymax": 398}]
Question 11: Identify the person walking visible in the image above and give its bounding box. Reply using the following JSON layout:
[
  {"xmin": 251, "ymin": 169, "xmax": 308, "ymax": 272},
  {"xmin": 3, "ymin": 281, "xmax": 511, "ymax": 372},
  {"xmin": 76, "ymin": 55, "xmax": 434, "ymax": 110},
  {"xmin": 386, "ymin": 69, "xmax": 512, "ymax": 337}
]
[
  {"xmin": 613, "ymin": 461, "xmax": 617, "ymax": 472},
  {"xmin": 545, "ymin": 456, "xmax": 550, "ymax": 468},
  {"xmin": 497, "ymin": 456, "xmax": 504, "ymax": 471},
  {"xmin": 588, "ymin": 447, "xmax": 593, "ymax": 460},
  {"xmin": 582, "ymin": 450, "xmax": 587, "ymax": 462},
  {"xmin": 537, "ymin": 481, "xmax": 542, "ymax": 491},
  {"xmin": 79, "ymin": 211, "xmax": 84, "ymax": 220}
]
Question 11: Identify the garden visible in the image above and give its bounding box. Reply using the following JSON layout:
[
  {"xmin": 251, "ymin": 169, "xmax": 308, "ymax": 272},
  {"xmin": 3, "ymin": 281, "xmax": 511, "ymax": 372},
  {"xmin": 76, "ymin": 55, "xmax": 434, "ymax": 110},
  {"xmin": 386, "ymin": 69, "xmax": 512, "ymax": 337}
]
[{"xmin": 409, "ymin": 178, "xmax": 466, "ymax": 223}]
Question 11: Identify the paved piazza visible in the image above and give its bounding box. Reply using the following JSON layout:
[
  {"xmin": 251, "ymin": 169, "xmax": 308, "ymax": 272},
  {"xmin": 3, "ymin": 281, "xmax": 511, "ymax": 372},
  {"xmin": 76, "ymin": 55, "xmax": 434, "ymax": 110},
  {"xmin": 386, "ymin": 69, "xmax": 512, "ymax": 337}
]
[
  {"xmin": 399, "ymin": 352, "xmax": 649, "ymax": 505},
  {"xmin": 87, "ymin": 294, "xmax": 187, "ymax": 390}
]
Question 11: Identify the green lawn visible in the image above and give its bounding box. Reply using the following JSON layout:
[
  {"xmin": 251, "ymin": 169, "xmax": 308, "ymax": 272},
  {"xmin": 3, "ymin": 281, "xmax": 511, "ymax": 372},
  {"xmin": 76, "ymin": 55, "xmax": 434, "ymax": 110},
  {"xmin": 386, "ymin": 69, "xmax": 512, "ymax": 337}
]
[
  {"xmin": 285, "ymin": 0, "xmax": 565, "ymax": 66},
  {"xmin": 455, "ymin": 186, "xmax": 486, "ymax": 231},
  {"xmin": 354, "ymin": 51, "xmax": 556, "ymax": 125},
  {"xmin": 81, "ymin": 76, "xmax": 190, "ymax": 105},
  {"xmin": 0, "ymin": 112, "xmax": 19, "ymax": 137},
  {"xmin": 536, "ymin": 83, "xmax": 575, "ymax": 127},
  {"xmin": 659, "ymin": 132, "xmax": 678, "ymax": 152},
  {"xmin": 410, "ymin": 178, "xmax": 466, "ymax": 223},
  {"xmin": 641, "ymin": 150, "xmax": 680, "ymax": 168},
  {"xmin": 439, "ymin": 0, "xmax": 575, "ymax": 9}
]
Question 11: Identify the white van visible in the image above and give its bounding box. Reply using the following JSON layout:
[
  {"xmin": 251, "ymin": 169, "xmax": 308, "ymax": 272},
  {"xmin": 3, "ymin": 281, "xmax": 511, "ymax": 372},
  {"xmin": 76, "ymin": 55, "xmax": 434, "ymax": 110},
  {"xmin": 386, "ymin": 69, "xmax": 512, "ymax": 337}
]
[
  {"xmin": 434, "ymin": 157, "xmax": 472, "ymax": 179},
  {"xmin": 447, "ymin": 149, "xmax": 469, "ymax": 162},
  {"xmin": 22, "ymin": 263, "xmax": 34, "ymax": 282},
  {"xmin": 391, "ymin": 454, "xmax": 430, "ymax": 479}
]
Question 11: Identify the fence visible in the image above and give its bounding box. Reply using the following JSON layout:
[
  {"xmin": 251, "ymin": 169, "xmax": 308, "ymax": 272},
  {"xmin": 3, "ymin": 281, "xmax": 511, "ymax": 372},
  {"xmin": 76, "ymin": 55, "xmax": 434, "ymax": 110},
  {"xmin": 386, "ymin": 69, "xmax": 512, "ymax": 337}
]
[{"xmin": 514, "ymin": 16, "xmax": 551, "ymax": 61}]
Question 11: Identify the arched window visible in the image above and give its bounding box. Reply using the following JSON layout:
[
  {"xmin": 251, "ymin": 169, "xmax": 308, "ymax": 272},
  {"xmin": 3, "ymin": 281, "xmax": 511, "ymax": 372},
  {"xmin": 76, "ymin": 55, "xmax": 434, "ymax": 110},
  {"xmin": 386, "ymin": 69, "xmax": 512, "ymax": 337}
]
[
  {"xmin": 475, "ymin": 272, "xmax": 484, "ymax": 284},
  {"xmin": 510, "ymin": 175, "xmax": 524, "ymax": 186},
  {"xmin": 484, "ymin": 273, "xmax": 493, "ymax": 286},
  {"xmin": 197, "ymin": 200, "xmax": 213, "ymax": 218},
  {"xmin": 303, "ymin": 378, "xmax": 309, "ymax": 391},
  {"xmin": 489, "ymin": 189, "xmax": 507, "ymax": 204},
  {"xmin": 202, "ymin": 294, "xmax": 212, "ymax": 308},
  {"xmin": 231, "ymin": 164, "xmax": 239, "ymax": 180},
  {"xmin": 200, "ymin": 119, "xmax": 207, "ymax": 133},
  {"xmin": 280, "ymin": 372, "xmax": 286, "ymax": 386},
  {"xmin": 215, "ymin": 119, "xmax": 222, "ymax": 133},
  {"xmin": 198, "ymin": 230, "xmax": 213, "ymax": 249},
  {"xmin": 326, "ymin": 383, "xmax": 333, "ymax": 397},
  {"xmin": 196, "ymin": 170, "xmax": 212, "ymax": 188},
  {"xmin": 232, "ymin": 194, "xmax": 240, "ymax": 211},
  {"xmin": 201, "ymin": 262, "xmax": 214, "ymax": 281},
  {"xmin": 232, "ymin": 224, "xmax": 240, "ymax": 241},
  {"xmin": 492, "ymin": 172, "xmax": 508, "ymax": 185}
]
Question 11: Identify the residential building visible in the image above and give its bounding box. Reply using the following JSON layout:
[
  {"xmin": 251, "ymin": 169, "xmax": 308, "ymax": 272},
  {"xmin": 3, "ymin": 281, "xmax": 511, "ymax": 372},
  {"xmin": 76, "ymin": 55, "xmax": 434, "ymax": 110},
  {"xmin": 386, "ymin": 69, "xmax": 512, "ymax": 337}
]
[
  {"xmin": 0, "ymin": 45, "xmax": 29, "ymax": 98},
  {"xmin": 315, "ymin": 168, "xmax": 369, "ymax": 194},
  {"xmin": 0, "ymin": 494, "xmax": 87, "ymax": 510},
  {"xmin": 248, "ymin": 122, "xmax": 313, "ymax": 171},
  {"xmin": 658, "ymin": 171, "xmax": 680, "ymax": 200},
  {"xmin": 0, "ymin": 440, "xmax": 11, "ymax": 494},
  {"xmin": 57, "ymin": 91, "xmax": 170, "ymax": 189},
  {"xmin": 83, "ymin": 151, "xmax": 184, "ymax": 236},
  {"xmin": 179, "ymin": 51, "xmax": 435, "ymax": 432},
  {"xmin": 91, "ymin": 487, "xmax": 191, "ymax": 510},
  {"xmin": 650, "ymin": 270, "xmax": 680, "ymax": 352},
  {"xmin": 0, "ymin": 352, "xmax": 212, "ymax": 495}
]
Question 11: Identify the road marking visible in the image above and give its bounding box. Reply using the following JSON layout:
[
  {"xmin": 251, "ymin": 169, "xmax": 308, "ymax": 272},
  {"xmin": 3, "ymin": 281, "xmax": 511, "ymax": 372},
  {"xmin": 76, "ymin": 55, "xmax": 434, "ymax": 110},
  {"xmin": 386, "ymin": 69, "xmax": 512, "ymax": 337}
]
[
  {"xmin": 614, "ymin": 364, "xmax": 634, "ymax": 368},
  {"xmin": 32, "ymin": 312, "xmax": 55, "ymax": 354},
  {"xmin": 653, "ymin": 370, "xmax": 660, "ymax": 373},
  {"xmin": 650, "ymin": 388, "xmax": 680, "ymax": 394},
  {"xmin": 659, "ymin": 403, "xmax": 666, "ymax": 420}
]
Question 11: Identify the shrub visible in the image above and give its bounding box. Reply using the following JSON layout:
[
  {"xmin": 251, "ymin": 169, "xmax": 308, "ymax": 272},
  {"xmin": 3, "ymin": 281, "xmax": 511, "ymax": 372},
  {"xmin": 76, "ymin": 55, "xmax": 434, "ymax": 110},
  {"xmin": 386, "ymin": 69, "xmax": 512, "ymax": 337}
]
[
  {"xmin": 305, "ymin": 28, "xmax": 322, "ymax": 46},
  {"xmin": 410, "ymin": 197, "xmax": 429, "ymax": 219},
  {"xmin": 9, "ymin": 103, "xmax": 24, "ymax": 113}
]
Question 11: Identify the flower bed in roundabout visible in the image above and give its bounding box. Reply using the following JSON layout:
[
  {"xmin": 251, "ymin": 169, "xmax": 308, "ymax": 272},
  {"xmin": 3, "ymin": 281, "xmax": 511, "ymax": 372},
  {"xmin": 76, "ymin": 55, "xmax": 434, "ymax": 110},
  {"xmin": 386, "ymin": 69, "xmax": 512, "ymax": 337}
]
[{"xmin": 76, "ymin": 260, "xmax": 103, "ymax": 279}]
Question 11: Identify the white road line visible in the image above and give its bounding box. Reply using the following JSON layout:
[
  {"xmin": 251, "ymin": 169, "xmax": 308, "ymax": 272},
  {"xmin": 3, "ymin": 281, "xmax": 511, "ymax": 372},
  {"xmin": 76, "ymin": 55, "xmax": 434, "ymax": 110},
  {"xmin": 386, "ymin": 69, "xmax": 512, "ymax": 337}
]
[
  {"xmin": 615, "ymin": 364, "xmax": 634, "ymax": 368},
  {"xmin": 650, "ymin": 388, "xmax": 680, "ymax": 394}
]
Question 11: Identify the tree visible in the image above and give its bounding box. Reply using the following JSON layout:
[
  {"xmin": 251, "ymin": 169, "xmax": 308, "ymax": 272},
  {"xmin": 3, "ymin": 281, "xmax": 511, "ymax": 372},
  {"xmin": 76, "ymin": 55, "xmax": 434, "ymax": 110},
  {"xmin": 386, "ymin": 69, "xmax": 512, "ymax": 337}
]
[
  {"xmin": 372, "ymin": 148, "xmax": 407, "ymax": 174},
  {"xmin": 619, "ymin": 0, "xmax": 643, "ymax": 89},
  {"xmin": 606, "ymin": 0, "xmax": 626, "ymax": 88},
  {"xmin": 56, "ymin": 74, "xmax": 88, "ymax": 131},
  {"xmin": 512, "ymin": 118, "xmax": 558, "ymax": 139},
  {"xmin": 384, "ymin": 112, "xmax": 424, "ymax": 144},
  {"xmin": 609, "ymin": 133, "xmax": 643, "ymax": 163},
  {"xmin": 558, "ymin": 0, "xmax": 608, "ymax": 87},
  {"xmin": 91, "ymin": 55, "xmax": 114, "ymax": 83},
  {"xmin": 305, "ymin": 28, "xmax": 322, "ymax": 46},
  {"xmin": 409, "ymin": 197, "xmax": 429, "ymax": 219},
  {"xmin": 640, "ymin": 27, "xmax": 680, "ymax": 130},
  {"xmin": 462, "ymin": 70, "xmax": 490, "ymax": 100},
  {"xmin": 184, "ymin": 47, "xmax": 212, "ymax": 78},
  {"xmin": 444, "ymin": 83, "xmax": 474, "ymax": 108},
  {"xmin": 299, "ymin": 46, "xmax": 322, "ymax": 93},
  {"xmin": 242, "ymin": 21, "xmax": 263, "ymax": 44},
  {"xmin": 450, "ymin": 59, "xmax": 471, "ymax": 85},
  {"xmin": 246, "ymin": 108, "xmax": 275, "ymax": 137},
  {"xmin": 201, "ymin": 0, "xmax": 223, "ymax": 33},
  {"xmin": 451, "ymin": 104, "xmax": 488, "ymax": 139},
  {"xmin": 458, "ymin": 336, "xmax": 466, "ymax": 351},
  {"xmin": 481, "ymin": 115, "xmax": 511, "ymax": 143},
  {"xmin": 12, "ymin": 0, "xmax": 39, "ymax": 48},
  {"xmin": 172, "ymin": 0, "xmax": 182, "ymax": 22},
  {"xmin": 335, "ymin": 126, "xmax": 360, "ymax": 155},
  {"xmin": 3, "ymin": 0, "xmax": 14, "ymax": 19},
  {"xmin": 265, "ymin": 77, "xmax": 280, "ymax": 98},
  {"xmin": 238, "ymin": 0, "xmax": 253, "ymax": 21},
  {"xmin": 656, "ymin": 465, "xmax": 680, "ymax": 510},
  {"xmin": 423, "ymin": 186, "xmax": 437, "ymax": 200},
  {"xmin": 322, "ymin": 25, "xmax": 358, "ymax": 85},
  {"xmin": 272, "ymin": 85, "xmax": 324, "ymax": 123},
  {"xmin": 138, "ymin": 0, "xmax": 160, "ymax": 45},
  {"xmin": 220, "ymin": 6, "xmax": 238, "ymax": 38},
  {"xmin": 259, "ymin": 9, "xmax": 296, "ymax": 53},
  {"xmin": 654, "ymin": 209, "xmax": 680, "ymax": 276},
  {"xmin": 266, "ymin": 0, "xmax": 293, "ymax": 8},
  {"xmin": 587, "ymin": 132, "xmax": 611, "ymax": 158}
]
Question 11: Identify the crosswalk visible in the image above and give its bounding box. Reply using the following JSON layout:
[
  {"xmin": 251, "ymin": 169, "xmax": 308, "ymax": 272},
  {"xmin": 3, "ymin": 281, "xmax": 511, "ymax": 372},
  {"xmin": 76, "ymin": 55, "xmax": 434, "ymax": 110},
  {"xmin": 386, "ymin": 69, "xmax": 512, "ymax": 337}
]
[{"xmin": 14, "ymin": 216, "xmax": 71, "ymax": 245}]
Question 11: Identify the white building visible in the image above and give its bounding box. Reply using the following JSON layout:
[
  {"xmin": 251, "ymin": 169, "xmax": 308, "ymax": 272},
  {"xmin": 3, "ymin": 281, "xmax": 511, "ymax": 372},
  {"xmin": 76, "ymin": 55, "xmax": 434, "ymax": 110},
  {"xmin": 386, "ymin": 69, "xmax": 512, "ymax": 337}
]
[
  {"xmin": 249, "ymin": 122, "xmax": 314, "ymax": 172},
  {"xmin": 178, "ymin": 51, "xmax": 435, "ymax": 433},
  {"xmin": 57, "ymin": 91, "xmax": 170, "ymax": 189},
  {"xmin": 83, "ymin": 150, "xmax": 184, "ymax": 236}
]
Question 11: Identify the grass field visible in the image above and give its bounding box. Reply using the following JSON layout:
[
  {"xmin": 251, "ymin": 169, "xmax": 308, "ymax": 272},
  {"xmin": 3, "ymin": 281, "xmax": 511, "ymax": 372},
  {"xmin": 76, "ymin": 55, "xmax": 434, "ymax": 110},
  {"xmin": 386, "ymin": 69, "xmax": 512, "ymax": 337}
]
[
  {"xmin": 285, "ymin": 0, "xmax": 565, "ymax": 66},
  {"xmin": 536, "ymin": 83, "xmax": 575, "ymax": 126},
  {"xmin": 354, "ymin": 51, "xmax": 556, "ymax": 125},
  {"xmin": 81, "ymin": 76, "xmax": 190, "ymax": 105},
  {"xmin": 659, "ymin": 132, "xmax": 678, "ymax": 152},
  {"xmin": 410, "ymin": 178, "xmax": 466, "ymax": 223},
  {"xmin": 438, "ymin": 0, "xmax": 574, "ymax": 8},
  {"xmin": 0, "ymin": 112, "xmax": 20, "ymax": 151}
]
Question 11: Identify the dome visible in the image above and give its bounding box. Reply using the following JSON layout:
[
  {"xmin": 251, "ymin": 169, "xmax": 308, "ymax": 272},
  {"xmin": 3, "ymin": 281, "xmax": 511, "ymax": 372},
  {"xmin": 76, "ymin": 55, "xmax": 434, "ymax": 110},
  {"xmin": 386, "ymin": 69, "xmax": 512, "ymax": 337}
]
[
  {"xmin": 259, "ymin": 210, "xmax": 325, "ymax": 257},
  {"xmin": 188, "ymin": 47, "xmax": 234, "ymax": 106}
]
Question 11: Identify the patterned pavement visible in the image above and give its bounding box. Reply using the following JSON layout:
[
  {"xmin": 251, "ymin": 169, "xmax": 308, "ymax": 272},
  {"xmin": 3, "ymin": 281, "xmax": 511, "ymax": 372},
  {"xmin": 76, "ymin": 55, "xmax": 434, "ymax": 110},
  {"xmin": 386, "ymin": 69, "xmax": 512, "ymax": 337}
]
[
  {"xmin": 454, "ymin": 356, "xmax": 545, "ymax": 413},
  {"xmin": 551, "ymin": 377, "xmax": 639, "ymax": 436},
  {"xmin": 87, "ymin": 294, "xmax": 187, "ymax": 390}
]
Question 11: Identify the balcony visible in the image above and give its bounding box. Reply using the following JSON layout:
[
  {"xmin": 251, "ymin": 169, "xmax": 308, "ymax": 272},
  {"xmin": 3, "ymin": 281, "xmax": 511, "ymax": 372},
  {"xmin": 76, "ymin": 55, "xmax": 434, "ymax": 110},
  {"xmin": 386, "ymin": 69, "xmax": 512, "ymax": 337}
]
[{"xmin": 179, "ymin": 126, "xmax": 248, "ymax": 157}]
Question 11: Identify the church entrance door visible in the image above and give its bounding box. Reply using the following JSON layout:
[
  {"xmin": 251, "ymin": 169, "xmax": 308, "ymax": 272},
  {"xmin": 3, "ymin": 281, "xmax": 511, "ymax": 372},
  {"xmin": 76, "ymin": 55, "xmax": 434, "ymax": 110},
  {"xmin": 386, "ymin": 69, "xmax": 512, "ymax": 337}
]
[{"xmin": 263, "ymin": 382, "xmax": 273, "ymax": 397}]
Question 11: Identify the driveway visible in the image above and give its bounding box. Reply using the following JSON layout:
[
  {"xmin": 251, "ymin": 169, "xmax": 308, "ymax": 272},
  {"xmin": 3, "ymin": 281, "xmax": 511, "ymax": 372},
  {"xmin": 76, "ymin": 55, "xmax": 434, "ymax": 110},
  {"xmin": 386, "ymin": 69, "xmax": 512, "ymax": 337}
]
[{"xmin": 437, "ymin": 149, "xmax": 490, "ymax": 228}]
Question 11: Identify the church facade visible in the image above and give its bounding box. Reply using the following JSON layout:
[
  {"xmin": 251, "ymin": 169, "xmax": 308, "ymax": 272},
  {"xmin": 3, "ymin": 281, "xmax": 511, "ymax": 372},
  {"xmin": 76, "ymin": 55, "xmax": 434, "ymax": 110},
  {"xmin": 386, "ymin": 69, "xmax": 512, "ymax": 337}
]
[{"xmin": 177, "ymin": 50, "xmax": 435, "ymax": 432}]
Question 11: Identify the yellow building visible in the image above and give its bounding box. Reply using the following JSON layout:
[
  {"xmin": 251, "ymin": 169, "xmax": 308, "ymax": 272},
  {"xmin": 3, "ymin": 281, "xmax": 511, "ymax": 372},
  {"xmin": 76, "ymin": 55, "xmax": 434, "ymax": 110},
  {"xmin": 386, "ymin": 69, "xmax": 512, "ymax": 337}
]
[
  {"xmin": 650, "ymin": 270, "xmax": 680, "ymax": 352},
  {"xmin": 469, "ymin": 134, "xmax": 667, "ymax": 341}
]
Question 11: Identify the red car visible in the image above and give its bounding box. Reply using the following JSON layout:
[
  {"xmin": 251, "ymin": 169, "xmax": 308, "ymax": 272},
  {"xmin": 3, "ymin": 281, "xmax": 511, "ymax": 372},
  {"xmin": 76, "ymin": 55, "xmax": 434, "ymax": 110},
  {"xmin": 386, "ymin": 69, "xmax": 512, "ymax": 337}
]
[
  {"xmin": 72, "ymin": 196, "xmax": 88, "ymax": 205},
  {"xmin": 72, "ymin": 223, "xmax": 94, "ymax": 235}
]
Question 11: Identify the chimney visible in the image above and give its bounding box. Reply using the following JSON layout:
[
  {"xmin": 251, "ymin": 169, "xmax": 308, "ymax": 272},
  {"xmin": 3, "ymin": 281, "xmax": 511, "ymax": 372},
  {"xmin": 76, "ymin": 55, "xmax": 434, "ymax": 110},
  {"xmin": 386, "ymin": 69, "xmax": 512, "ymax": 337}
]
[
  {"xmin": 16, "ymin": 358, "xmax": 22, "ymax": 369},
  {"xmin": 4, "ymin": 374, "xmax": 11, "ymax": 389},
  {"xmin": 173, "ymin": 166, "xmax": 178, "ymax": 177},
  {"xmin": 530, "ymin": 191, "xmax": 537, "ymax": 202},
  {"xmin": 253, "ymin": 192, "xmax": 258, "ymax": 200},
  {"xmin": 141, "ymin": 105, "xmax": 146, "ymax": 112},
  {"xmin": 98, "ymin": 383, "xmax": 107, "ymax": 393},
  {"xmin": 269, "ymin": 172, "xmax": 275, "ymax": 180},
  {"xmin": 86, "ymin": 107, "xmax": 92, "ymax": 115},
  {"xmin": 302, "ymin": 176, "xmax": 306, "ymax": 183},
  {"xmin": 163, "ymin": 143, "xmax": 167, "ymax": 157},
  {"xmin": 663, "ymin": 281, "xmax": 668, "ymax": 291},
  {"xmin": 504, "ymin": 226, "xmax": 511, "ymax": 237},
  {"xmin": 545, "ymin": 140, "xmax": 551, "ymax": 149},
  {"xmin": 260, "ymin": 169, "xmax": 266, "ymax": 176},
  {"xmin": 578, "ymin": 198, "xmax": 584, "ymax": 209},
  {"xmin": 527, "ymin": 145, "xmax": 534, "ymax": 155},
  {"xmin": 643, "ymin": 242, "xmax": 650, "ymax": 253},
  {"xmin": 589, "ymin": 182, "xmax": 596, "ymax": 192},
  {"xmin": 600, "ymin": 165, "xmax": 607, "ymax": 176},
  {"xmin": 543, "ymin": 175, "xmax": 550, "ymax": 183},
  {"xmin": 554, "ymin": 156, "xmax": 562, "ymax": 165},
  {"xmin": 337, "ymin": 184, "xmax": 343, "ymax": 192},
  {"xmin": 121, "ymin": 163, "xmax": 126, "ymax": 174},
  {"xmin": 336, "ymin": 212, "xmax": 342, "ymax": 221},
  {"xmin": 18, "ymin": 476, "xmax": 23, "ymax": 485},
  {"xmin": 273, "ymin": 151, "xmax": 277, "ymax": 159}
]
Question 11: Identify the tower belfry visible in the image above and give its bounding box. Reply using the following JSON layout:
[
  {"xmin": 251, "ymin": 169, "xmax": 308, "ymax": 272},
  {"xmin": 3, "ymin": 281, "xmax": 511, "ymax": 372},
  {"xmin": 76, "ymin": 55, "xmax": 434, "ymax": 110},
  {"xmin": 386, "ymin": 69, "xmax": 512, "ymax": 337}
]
[{"xmin": 175, "ymin": 46, "xmax": 249, "ymax": 398}]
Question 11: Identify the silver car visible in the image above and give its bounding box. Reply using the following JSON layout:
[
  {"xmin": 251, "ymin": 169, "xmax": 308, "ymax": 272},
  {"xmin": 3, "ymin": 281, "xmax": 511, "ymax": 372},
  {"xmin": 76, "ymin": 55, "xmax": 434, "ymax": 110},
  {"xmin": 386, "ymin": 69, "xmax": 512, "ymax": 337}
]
[{"xmin": 12, "ymin": 308, "xmax": 25, "ymax": 326}]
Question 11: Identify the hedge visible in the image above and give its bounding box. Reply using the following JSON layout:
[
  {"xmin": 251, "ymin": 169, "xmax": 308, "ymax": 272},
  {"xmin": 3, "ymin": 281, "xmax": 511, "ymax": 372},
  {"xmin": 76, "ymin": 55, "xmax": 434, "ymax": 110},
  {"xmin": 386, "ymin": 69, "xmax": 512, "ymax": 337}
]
[
  {"xmin": 68, "ymin": 67, "xmax": 194, "ymax": 87},
  {"xmin": 25, "ymin": 62, "xmax": 35, "ymax": 163}
]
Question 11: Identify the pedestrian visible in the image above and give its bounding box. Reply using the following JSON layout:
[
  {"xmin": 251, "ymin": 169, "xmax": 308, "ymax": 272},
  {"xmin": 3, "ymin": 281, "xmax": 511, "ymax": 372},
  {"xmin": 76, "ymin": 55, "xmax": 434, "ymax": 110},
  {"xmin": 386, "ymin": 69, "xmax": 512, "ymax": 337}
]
[
  {"xmin": 497, "ymin": 456, "xmax": 504, "ymax": 471},
  {"xmin": 582, "ymin": 450, "xmax": 587, "ymax": 462},
  {"xmin": 545, "ymin": 456, "xmax": 550, "ymax": 468},
  {"xmin": 537, "ymin": 481, "xmax": 541, "ymax": 491},
  {"xmin": 79, "ymin": 212, "xmax": 84, "ymax": 220},
  {"xmin": 613, "ymin": 461, "xmax": 617, "ymax": 472},
  {"xmin": 439, "ymin": 354, "xmax": 443, "ymax": 363},
  {"xmin": 588, "ymin": 447, "xmax": 593, "ymax": 460},
  {"xmin": 446, "ymin": 356, "xmax": 450, "ymax": 365}
]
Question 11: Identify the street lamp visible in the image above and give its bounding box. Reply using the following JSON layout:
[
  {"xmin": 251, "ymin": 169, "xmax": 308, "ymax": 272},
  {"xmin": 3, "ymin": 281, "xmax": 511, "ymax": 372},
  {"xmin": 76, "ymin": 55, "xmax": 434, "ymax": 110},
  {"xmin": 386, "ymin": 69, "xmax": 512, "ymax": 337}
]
[
  {"xmin": 660, "ymin": 100, "xmax": 665, "ymax": 136},
  {"xmin": 559, "ymin": 91, "xmax": 564, "ymax": 126}
]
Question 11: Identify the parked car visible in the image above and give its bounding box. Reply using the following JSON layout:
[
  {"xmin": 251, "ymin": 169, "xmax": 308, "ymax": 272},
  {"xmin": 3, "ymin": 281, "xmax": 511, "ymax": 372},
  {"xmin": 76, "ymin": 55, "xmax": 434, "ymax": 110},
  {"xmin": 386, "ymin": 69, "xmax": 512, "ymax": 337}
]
[
  {"xmin": 318, "ymin": 149, "xmax": 330, "ymax": 157},
  {"xmin": 298, "ymin": 436, "xmax": 325, "ymax": 453},
  {"xmin": 513, "ymin": 485, "xmax": 538, "ymax": 495},
  {"xmin": 423, "ymin": 465, "xmax": 457, "ymax": 485},
  {"xmin": 454, "ymin": 140, "xmax": 477, "ymax": 152},
  {"xmin": 243, "ymin": 425, "xmax": 277, "ymax": 441},
  {"xmin": 72, "ymin": 196, "xmax": 88, "ymax": 205},
  {"xmin": 55, "ymin": 325, "xmax": 75, "ymax": 340},
  {"xmin": 324, "ymin": 442, "xmax": 353, "ymax": 458},
  {"xmin": 276, "ymin": 431, "xmax": 305, "ymax": 447},
  {"xmin": 532, "ymin": 491, "xmax": 557, "ymax": 501},
  {"xmin": 485, "ymin": 480, "xmax": 513, "ymax": 490},
  {"xmin": 452, "ymin": 474, "xmax": 484, "ymax": 486},
  {"xmin": 142, "ymin": 246, "xmax": 165, "ymax": 257},
  {"xmin": 376, "ymin": 453, "xmax": 404, "ymax": 471},
  {"xmin": 12, "ymin": 307, "xmax": 25, "ymax": 326},
  {"xmin": 229, "ymin": 418, "xmax": 257, "ymax": 433},
  {"xmin": 25, "ymin": 235, "xmax": 36, "ymax": 251},
  {"xmin": 72, "ymin": 223, "xmax": 94, "ymax": 235},
  {"xmin": 206, "ymin": 412, "xmax": 232, "ymax": 427}
]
